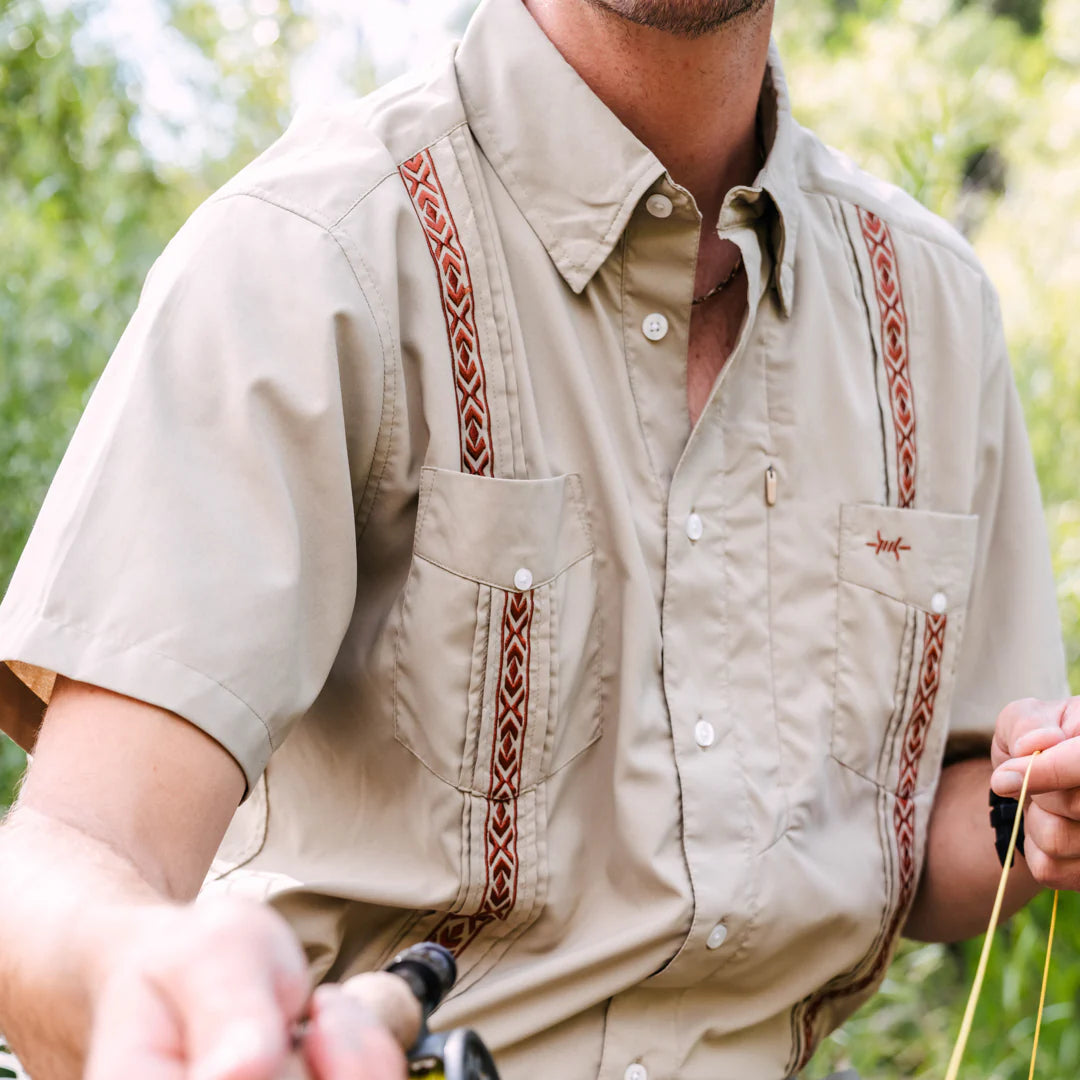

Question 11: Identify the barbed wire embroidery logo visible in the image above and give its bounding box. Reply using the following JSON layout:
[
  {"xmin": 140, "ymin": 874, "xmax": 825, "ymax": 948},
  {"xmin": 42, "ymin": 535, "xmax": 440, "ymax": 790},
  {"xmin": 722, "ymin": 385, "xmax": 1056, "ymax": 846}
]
[{"xmin": 866, "ymin": 530, "xmax": 911, "ymax": 561}]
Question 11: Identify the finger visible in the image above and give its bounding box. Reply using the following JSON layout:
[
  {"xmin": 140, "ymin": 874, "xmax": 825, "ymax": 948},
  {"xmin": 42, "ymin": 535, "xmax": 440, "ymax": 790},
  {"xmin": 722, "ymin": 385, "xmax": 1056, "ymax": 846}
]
[
  {"xmin": 1063, "ymin": 697, "xmax": 1080, "ymax": 739},
  {"xmin": 1023, "ymin": 801, "xmax": 1080, "ymax": 861},
  {"xmin": 1031, "ymin": 786, "xmax": 1080, "ymax": 822},
  {"xmin": 339, "ymin": 972, "xmax": 423, "ymax": 1051},
  {"xmin": 993, "ymin": 735, "xmax": 1080, "ymax": 798},
  {"xmin": 992, "ymin": 698, "xmax": 1069, "ymax": 768},
  {"xmin": 159, "ymin": 902, "xmax": 311, "ymax": 1080},
  {"xmin": 85, "ymin": 972, "xmax": 185, "ymax": 1080},
  {"xmin": 275, "ymin": 1050, "xmax": 314, "ymax": 1080},
  {"xmin": 1019, "ymin": 834, "xmax": 1080, "ymax": 892},
  {"xmin": 301, "ymin": 985, "xmax": 407, "ymax": 1080}
]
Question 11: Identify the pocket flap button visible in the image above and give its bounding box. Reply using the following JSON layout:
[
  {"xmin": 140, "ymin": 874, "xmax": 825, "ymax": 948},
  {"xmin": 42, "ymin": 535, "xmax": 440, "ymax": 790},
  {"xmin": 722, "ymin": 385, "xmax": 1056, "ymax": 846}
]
[
  {"xmin": 707, "ymin": 923, "xmax": 728, "ymax": 950},
  {"xmin": 931, "ymin": 591, "xmax": 947, "ymax": 615},
  {"xmin": 514, "ymin": 567, "xmax": 534, "ymax": 591}
]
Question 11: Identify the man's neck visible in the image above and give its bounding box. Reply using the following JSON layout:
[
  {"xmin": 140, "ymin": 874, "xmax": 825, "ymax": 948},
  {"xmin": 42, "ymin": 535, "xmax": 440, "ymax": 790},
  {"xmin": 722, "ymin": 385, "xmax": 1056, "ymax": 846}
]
[{"xmin": 523, "ymin": 0, "xmax": 774, "ymax": 225}]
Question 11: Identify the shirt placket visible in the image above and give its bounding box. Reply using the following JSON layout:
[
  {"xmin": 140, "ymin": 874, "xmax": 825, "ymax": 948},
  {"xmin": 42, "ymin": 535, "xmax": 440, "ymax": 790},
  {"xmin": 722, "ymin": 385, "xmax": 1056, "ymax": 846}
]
[{"xmin": 600, "ymin": 195, "xmax": 776, "ymax": 1080}]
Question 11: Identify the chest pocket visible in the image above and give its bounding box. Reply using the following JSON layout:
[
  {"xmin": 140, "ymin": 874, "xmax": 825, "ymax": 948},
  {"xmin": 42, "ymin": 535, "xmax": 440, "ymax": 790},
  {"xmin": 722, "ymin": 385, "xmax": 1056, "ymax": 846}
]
[
  {"xmin": 393, "ymin": 466, "xmax": 601, "ymax": 794},
  {"xmin": 832, "ymin": 503, "xmax": 978, "ymax": 793}
]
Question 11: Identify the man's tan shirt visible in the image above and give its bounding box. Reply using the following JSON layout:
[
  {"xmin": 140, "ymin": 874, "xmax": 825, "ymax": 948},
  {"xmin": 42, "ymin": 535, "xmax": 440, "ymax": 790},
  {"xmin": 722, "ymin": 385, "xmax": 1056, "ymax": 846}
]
[{"xmin": 0, "ymin": 0, "xmax": 1067, "ymax": 1076}]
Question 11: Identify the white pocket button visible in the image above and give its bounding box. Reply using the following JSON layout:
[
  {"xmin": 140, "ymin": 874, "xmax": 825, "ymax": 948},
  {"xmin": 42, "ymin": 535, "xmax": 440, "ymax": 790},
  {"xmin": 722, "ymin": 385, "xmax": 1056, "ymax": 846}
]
[
  {"xmin": 707, "ymin": 923, "xmax": 728, "ymax": 950},
  {"xmin": 514, "ymin": 567, "xmax": 534, "ymax": 591},
  {"xmin": 930, "ymin": 591, "xmax": 947, "ymax": 615}
]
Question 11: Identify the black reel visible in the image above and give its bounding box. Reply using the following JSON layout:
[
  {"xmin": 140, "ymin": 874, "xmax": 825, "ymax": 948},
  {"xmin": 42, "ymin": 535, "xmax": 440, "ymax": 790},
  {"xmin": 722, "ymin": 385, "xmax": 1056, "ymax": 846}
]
[{"xmin": 387, "ymin": 943, "xmax": 502, "ymax": 1080}]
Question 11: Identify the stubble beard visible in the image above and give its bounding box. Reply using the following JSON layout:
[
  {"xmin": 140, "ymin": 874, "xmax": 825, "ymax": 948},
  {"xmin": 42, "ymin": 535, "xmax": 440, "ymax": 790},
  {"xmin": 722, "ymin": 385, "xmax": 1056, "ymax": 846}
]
[{"xmin": 583, "ymin": 0, "xmax": 769, "ymax": 37}]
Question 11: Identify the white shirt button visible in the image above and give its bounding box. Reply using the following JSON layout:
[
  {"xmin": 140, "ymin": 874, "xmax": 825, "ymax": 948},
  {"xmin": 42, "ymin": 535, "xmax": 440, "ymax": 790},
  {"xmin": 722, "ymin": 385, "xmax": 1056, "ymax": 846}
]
[
  {"xmin": 624, "ymin": 1066, "xmax": 648, "ymax": 1080},
  {"xmin": 646, "ymin": 193, "xmax": 673, "ymax": 219},
  {"xmin": 706, "ymin": 923, "xmax": 728, "ymax": 950},
  {"xmin": 685, "ymin": 512, "xmax": 704, "ymax": 542},
  {"xmin": 514, "ymin": 567, "xmax": 534, "ymax": 591},
  {"xmin": 642, "ymin": 313, "xmax": 669, "ymax": 342},
  {"xmin": 930, "ymin": 591, "xmax": 948, "ymax": 615},
  {"xmin": 694, "ymin": 720, "xmax": 716, "ymax": 748}
]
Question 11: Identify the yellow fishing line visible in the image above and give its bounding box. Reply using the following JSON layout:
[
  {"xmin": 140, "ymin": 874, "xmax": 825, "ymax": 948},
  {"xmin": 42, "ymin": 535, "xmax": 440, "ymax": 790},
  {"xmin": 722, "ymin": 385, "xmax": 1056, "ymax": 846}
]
[
  {"xmin": 1027, "ymin": 888, "xmax": 1059, "ymax": 1080},
  {"xmin": 943, "ymin": 751, "xmax": 1039, "ymax": 1080}
]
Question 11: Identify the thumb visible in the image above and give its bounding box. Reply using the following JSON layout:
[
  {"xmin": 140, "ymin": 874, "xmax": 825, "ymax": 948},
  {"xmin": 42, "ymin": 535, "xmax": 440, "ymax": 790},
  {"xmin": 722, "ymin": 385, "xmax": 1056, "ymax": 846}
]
[{"xmin": 991, "ymin": 697, "xmax": 1070, "ymax": 770}]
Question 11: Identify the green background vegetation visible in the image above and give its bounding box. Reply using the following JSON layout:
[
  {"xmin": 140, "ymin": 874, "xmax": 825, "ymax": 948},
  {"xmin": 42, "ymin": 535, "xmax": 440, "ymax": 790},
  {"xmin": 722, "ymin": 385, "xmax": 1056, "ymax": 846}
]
[{"xmin": 1, "ymin": 0, "xmax": 1079, "ymax": 1074}]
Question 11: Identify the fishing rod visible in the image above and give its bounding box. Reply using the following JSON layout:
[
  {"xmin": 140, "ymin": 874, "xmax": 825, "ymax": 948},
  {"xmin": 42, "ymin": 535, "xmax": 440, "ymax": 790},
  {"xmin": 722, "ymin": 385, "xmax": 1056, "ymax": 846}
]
[{"xmin": 389, "ymin": 942, "xmax": 501, "ymax": 1080}]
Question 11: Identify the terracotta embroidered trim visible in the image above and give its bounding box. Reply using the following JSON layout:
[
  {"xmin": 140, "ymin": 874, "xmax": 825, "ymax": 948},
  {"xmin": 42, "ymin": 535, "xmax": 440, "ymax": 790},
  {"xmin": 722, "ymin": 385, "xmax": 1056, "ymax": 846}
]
[
  {"xmin": 399, "ymin": 149, "xmax": 495, "ymax": 477},
  {"xmin": 859, "ymin": 209, "xmax": 916, "ymax": 509},
  {"xmin": 431, "ymin": 589, "xmax": 535, "ymax": 955},
  {"xmin": 792, "ymin": 613, "xmax": 947, "ymax": 1070},
  {"xmin": 866, "ymin": 530, "xmax": 911, "ymax": 561}
]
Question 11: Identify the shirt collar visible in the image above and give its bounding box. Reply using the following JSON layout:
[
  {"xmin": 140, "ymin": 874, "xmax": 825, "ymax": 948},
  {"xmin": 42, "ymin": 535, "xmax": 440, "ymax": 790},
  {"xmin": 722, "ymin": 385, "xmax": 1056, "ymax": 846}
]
[{"xmin": 455, "ymin": 0, "xmax": 800, "ymax": 314}]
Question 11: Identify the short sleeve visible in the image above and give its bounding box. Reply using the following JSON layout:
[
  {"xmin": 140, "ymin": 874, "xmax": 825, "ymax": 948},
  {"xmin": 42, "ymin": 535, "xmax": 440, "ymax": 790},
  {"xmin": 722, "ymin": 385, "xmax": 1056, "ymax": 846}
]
[
  {"xmin": 0, "ymin": 193, "xmax": 386, "ymax": 790},
  {"xmin": 948, "ymin": 280, "xmax": 1069, "ymax": 739}
]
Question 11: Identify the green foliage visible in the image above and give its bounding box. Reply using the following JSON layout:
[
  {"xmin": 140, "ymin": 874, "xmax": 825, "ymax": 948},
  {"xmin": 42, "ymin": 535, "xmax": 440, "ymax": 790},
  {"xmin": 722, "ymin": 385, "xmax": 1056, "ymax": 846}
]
[
  {"xmin": 2, "ymin": 0, "xmax": 1080, "ymax": 1073},
  {"xmin": 0, "ymin": 0, "xmax": 307, "ymax": 807}
]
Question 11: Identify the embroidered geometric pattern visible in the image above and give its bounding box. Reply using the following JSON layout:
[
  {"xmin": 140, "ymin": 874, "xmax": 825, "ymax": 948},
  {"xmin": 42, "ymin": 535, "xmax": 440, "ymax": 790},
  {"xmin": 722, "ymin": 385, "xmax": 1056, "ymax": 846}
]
[
  {"xmin": 859, "ymin": 208, "xmax": 916, "ymax": 509},
  {"xmin": 431, "ymin": 589, "xmax": 535, "ymax": 955},
  {"xmin": 789, "ymin": 207, "xmax": 940, "ymax": 1072},
  {"xmin": 893, "ymin": 613, "xmax": 947, "ymax": 900},
  {"xmin": 792, "ymin": 613, "xmax": 948, "ymax": 1071},
  {"xmin": 399, "ymin": 149, "xmax": 495, "ymax": 477}
]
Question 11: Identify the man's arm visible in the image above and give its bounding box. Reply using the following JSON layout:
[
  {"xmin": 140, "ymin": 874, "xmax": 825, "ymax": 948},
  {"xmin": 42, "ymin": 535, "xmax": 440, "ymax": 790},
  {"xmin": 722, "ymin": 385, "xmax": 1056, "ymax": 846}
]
[
  {"xmin": 905, "ymin": 755, "xmax": 1040, "ymax": 941},
  {"xmin": 0, "ymin": 677, "xmax": 411, "ymax": 1080}
]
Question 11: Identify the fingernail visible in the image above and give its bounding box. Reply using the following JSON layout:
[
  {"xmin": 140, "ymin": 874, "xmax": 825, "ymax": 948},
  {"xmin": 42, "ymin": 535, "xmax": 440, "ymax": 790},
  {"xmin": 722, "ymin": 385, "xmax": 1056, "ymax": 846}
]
[{"xmin": 994, "ymin": 770, "xmax": 1023, "ymax": 796}]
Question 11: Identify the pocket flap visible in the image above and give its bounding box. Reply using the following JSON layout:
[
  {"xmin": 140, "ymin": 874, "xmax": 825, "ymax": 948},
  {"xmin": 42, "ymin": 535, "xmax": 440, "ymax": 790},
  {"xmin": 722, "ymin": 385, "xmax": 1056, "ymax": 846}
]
[
  {"xmin": 839, "ymin": 504, "xmax": 978, "ymax": 613},
  {"xmin": 413, "ymin": 467, "xmax": 593, "ymax": 589}
]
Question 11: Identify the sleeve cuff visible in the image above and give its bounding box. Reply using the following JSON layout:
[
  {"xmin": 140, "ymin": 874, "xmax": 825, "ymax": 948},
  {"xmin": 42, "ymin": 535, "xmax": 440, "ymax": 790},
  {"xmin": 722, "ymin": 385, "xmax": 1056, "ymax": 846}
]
[{"xmin": 0, "ymin": 604, "xmax": 272, "ymax": 795}]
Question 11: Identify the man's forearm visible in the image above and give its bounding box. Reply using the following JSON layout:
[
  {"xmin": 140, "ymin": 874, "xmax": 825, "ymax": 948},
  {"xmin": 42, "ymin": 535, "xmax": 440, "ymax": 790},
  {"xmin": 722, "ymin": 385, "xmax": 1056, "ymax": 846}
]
[
  {"xmin": 904, "ymin": 756, "xmax": 1042, "ymax": 942},
  {"xmin": 0, "ymin": 806, "xmax": 172, "ymax": 1079}
]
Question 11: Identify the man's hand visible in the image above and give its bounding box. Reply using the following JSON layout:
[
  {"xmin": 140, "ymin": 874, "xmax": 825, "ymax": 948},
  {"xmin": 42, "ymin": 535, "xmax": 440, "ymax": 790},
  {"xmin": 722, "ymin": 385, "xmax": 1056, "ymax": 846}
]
[
  {"xmin": 0, "ymin": 677, "xmax": 420, "ymax": 1080},
  {"xmin": 85, "ymin": 897, "xmax": 420, "ymax": 1080},
  {"xmin": 991, "ymin": 697, "xmax": 1080, "ymax": 890}
]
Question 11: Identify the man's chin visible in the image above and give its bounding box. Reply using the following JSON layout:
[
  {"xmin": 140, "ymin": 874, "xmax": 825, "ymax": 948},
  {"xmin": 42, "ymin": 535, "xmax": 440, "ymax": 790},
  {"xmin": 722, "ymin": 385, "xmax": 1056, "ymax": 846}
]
[{"xmin": 584, "ymin": 0, "xmax": 768, "ymax": 37}]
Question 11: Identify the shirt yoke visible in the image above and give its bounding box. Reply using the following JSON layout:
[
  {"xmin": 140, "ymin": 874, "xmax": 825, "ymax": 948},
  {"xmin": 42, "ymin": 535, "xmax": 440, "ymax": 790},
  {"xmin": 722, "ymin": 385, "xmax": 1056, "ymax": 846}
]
[{"xmin": 206, "ymin": 53, "xmax": 467, "ymax": 235}]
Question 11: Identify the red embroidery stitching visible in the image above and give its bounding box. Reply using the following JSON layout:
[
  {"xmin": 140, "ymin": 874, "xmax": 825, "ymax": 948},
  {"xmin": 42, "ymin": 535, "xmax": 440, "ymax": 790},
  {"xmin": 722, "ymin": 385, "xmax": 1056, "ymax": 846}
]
[
  {"xmin": 399, "ymin": 149, "xmax": 495, "ymax": 477},
  {"xmin": 865, "ymin": 530, "xmax": 911, "ymax": 561},
  {"xmin": 793, "ymin": 613, "xmax": 947, "ymax": 1070},
  {"xmin": 790, "ymin": 211, "xmax": 938, "ymax": 1069},
  {"xmin": 431, "ymin": 589, "xmax": 535, "ymax": 955},
  {"xmin": 859, "ymin": 209, "xmax": 916, "ymax": 509}
]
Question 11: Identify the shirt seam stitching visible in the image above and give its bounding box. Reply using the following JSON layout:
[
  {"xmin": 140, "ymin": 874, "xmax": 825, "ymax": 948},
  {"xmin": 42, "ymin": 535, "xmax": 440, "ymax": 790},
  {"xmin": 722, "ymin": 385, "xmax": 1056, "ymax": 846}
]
[
  {"xmin": 2, "ymin": 605, "xmax": 274, "ymax": 750},
  {"xmin": 798, "ymin": 182, "xmax": 984, "ymax": 272},
  {"xmin": 330, "ymin": 121, "xmax": 472, "ymax": 229},
  {"xmin": 209, "ymin": 190, "xmax": 397, "ymax": 540}
]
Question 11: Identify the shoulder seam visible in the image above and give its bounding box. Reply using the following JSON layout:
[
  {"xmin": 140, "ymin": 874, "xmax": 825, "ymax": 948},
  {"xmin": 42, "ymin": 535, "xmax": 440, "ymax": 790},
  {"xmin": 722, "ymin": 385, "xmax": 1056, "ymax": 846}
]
[
  {"xmin": 797, "ymin": 181, "xmax": 984, "ymax": 276},
  {"xmin": 331, "ymin": 119, "xmax": 472, "ymax": 229},
  {"xmin": 204, "ymin": 190, "xmax": 398, "ymax": 537}
]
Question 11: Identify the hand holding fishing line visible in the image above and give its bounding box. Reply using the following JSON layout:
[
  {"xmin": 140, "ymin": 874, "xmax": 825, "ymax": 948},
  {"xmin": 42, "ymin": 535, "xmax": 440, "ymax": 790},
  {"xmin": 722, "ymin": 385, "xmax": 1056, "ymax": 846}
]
[
  {"xmin": 991, "ymin": 698, "xmax": 1080, "ymax": 890},
  {"xmin": 946, "ymin": 697, "xmax": 1080, "ymax": 1078}
]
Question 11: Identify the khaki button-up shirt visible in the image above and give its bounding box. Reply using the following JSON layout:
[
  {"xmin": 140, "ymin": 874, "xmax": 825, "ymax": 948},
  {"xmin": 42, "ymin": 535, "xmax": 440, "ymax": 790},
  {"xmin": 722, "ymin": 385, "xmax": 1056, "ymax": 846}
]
[{"xmin": 0, "ymin": 0, "xmax": 1067, "ymax": 1075}]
